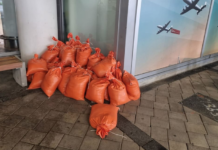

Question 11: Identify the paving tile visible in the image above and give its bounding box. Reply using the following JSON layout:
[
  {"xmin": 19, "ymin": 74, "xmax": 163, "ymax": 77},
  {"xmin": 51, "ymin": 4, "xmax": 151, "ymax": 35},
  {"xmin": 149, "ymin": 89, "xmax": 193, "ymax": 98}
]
[
  {"xmin": 123, "ymin": 105, "xmax": 137, "ymax": 114},
  {"xmin": 45, "ymin": 110, "xmax": 65, "ymax": 120},
  {"xmin": 187, "ymin": 144, "xmax": 210, "ymax": 150},
  {"xmin": 123, "ymin": 133, "xmax": 134, "ymax": 142},
  {"xmin": 121, "ymin": 140, "xmax": 139, "ymax": 150},
  {"xmin": 154, "ymin": 102, "xmax": 170, "ymax": 111},
  {"xmin": 184, "ymin": 107, "xmax": 199, "ymax": 114},
  {"xmin": 13, "ymin": 142, "xmax": 34, "ymax": 150},
  {"xmin": 0, "ymin": 104, "xmax": 21, "ymax": 114},
  {"xmin": 169, "ymin": 119, "xmax": 187, "ymax": 132},
  {"xmin": 188, "ymin": 132, "xmax": 209, "ymax": 148},
  {"xmin": 154, "ymin": 109, "xmax": 169, "ymax": 121},
  {"xmin": 168, "ymin": 129, "xmax": 190, "ymax": 143},
  {"xmin": 0, "ymin": 115, "xmax": 24, "ymax": 128},
  {"xmin": 61, "ymin": 97, "xmax": 88, "ymax": 106},
  {"xmin": 54, "ymin": 103, "xmax": 71, "ymax": 113},
  {"xmin": 135, "ymin": 114, "xmax": 150, "ymax": 127},
  {"xmin": 137, "ymin": 106, "xmax": 153, "ymax": 116},
  {"xmin": 169, "ymin": 103, "xmax": 184, "ymax": 113},
  {"xmin": 56, "ymin": 147, "xmax": 71, "ymax": 150},
  {"xmin": 151, "ymin": 117, "xmax": 169, "ymax": 129},
  {"xmin": 76, "ymin": 114, "xmax": 89, "ymax": 124},
  {"xmin": 40, "ymin": 132, "xmax": 64, "ymax": 149},
  {"xmin": 185, "ymin": 122, "xmax": 207, "ymax": 134},
  {"xmin": 118, "ymin": 105, "xmax": 124, "ymax": 112},
  {"xmin": 0, "ymin": 140, "xmax": 14, "ymax": 150},
  {"xmin": 14, "ymin": 106, "xmax": 37, "ymax": 117},
  {"xmin": 141, "ymin": 90, "xmax": 155, "ymax": 96},
  {"xmin": 141, "ymin": 94, "xmax": 155, "ymax": 101},
  {"xmin": 58, "ymin": 135, "xmax": 83, "ymax": 150},
  {"xmin": 32, "ymin": 145, "xmax": 54, "ymax": 150},
  {"xmin": 169, "ymin": 112, "xmax": 187, "ymax": 122},
  {"xmin": 151, "ymin": 126, "xmax": 168, "ymax": 141},
  {"xmin": 24, "ymin": 101, "xmax": 41, "ymax": 109},
  {"xmin": 0, "ymin": 126, "xmax": 12, "ymax": 139},
  {"xmin": 186, "ymin": 113, "xmax": 202, "ymax": 124},
  {"xmin": 134, "ymin": 123, "xmax": 151, "ymax": 136},
  {"xmin": 182, "ymin": 93, "xmax": 194, "ymax": 99},
  {"xmin": 168, "ymin": 97, "xmax": 183, "ymax": 103},
  {"xmin": 205, "ymin": 134, "xmax": 218, "ymax": 147},
  {"xmin": 169, "ymin": 140, "xmax": 187, "ymax": 150},
  {"xmin": 126, "ymin": 99, "xmax": 140, "ymax": 106},
  {"xmin": 155, "ymin": 96, "xmax": 168, "ymax": 104},
  {"xmin": 40, "ymin": 101, "xmax": 59, "ymax": 110},
  {"xmin": 156, "ymin": 91, "xmax": 169, "ymax": 97},
  {"xmin": 29, "ymin": 108, "xmax": 50, "ymax": 120},
  {"xmin": 17, "ymin": 118, "xmax": 40, "ymax": 129},
  {"xmin": 68, "ymin": 104, "xmax": 88, "ymax": 114},
  {"xmin": 61, "ymin": 112, "xmax": 80, "ymax": 124},
  {"xmin": 86, "ymin": 126, "xmax": 101, "ymax": 139},
  {"xmin": 22, "ymin": 93, "xmax": 39, "ymax": 103},
  {"xmin": 120, "ymin": 113, "xmax": 135, "ymax": 123},
  {"xmin": 210, "ymin": 147, "xmax": 218, "ymax": 150},
  {"xmin": 98, "ymin": 139, "xmax": 120, "ymax": 150},
  {"xmin": 140, "ymin": 99, "xmax": 154, "ymax": 108},
  {"xmin": 51, "ymin": 121, "xmax": 74, "ymax": 134},
  {"xmin": 105, "ymin": 127, "xmax": 123, "ymax": 142},
  {"xmin": 70, "ymin": 123, "xmax": 89, "ymax": 138},
  {"xmin": 204, "ymin": 124, "xmax": 218, "ymax": 136},
  {"xmin": 21, "ymin": 130, "xmax": 46, "ymax": 145},
  {"xmin": 48, "ymin": 94, "xmax": 65, "ymax": 102},
  {"xmin": 3, "ymin": 128, "xmax": 28, "ymax": 147},
  {"xmin": 80, "ymin": 136, "xmax": 101, "ymax": 150},
  {"xmin": 35, "ymin": 119, "xmax": 56, "ymax": 133}
]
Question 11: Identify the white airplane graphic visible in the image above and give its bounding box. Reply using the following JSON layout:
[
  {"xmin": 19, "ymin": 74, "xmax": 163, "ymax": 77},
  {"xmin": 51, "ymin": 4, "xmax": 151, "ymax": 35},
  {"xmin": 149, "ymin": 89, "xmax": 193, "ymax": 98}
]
[
  {"xmin": 157, "ymin": 21, "xmax": 172, "ymax": 34},
  {"xmin": 181, "ymin": 0, "xmax": 207, "ymax": 15}
]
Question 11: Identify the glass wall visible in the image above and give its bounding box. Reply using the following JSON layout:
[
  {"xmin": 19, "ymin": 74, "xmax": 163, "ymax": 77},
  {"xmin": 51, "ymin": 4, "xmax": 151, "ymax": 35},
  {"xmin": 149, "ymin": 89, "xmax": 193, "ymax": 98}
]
[{"xmin": 64, "ymin": 0, "xmax": 117, "ymax": 56}]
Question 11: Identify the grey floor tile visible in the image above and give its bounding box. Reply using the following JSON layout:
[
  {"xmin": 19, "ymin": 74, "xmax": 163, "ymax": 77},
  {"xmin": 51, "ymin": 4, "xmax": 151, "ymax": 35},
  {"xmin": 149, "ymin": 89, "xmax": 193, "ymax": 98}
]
[
  {"xmin": 151, "ymin": 117, "xmax": 169, "ymax": 129},
  {"xmin": 105, "ymin": 127, "xmax": 123, "ymax": 142},
  {"xmin": 151, "ymin": 126, "xmax": 168, "ymax": 142},
  {"xmin": 137, "ymin": 106, "xmax": 153, "ymax": 116},
  {"xmin": 188, "ymin": 132, "xmax": 209, "ymax": 148},
  {"xmin": 123, "ymin": 105, "xmax": 137, "ymax": 114},
  {"xmin": 169, "ymin": 140, "xmax": 187, "ymax": 150},
  {"xmin": 205, "ymin": 134, "xmax": 218, "ymax": 147},
  {"xmin": 121, "ymin": 141, "xmax": 139, "ymax": 150},
  {"xmin": 51, "ymin": 121, "xmax": 74, "ymax": 134},
  {"xmin": 17, "ymin": 118, "xmax": 40, "ymax": 129},
  {"xmin": 135, "ymin": 114, "xmax": 150, "ymax": 127},
  {"xmin": 204, "ymin": 124, "xmax": 218, "ymax": 136},
  {"xmin": 35, "ymin": 119, "xmax": 56, "ymax": 133},
  {"xmin": 168, "ymin": 129, "xmax": 190, "ymax": 143},
  {"xmin": 40, "ymin": 132, "xmax": 64, "ymax": 149},
  {"xmin": 21, "ymin": 130, "xmax": 46, "ymax": 145},
  {"xmin": 98, "ymin": 139, "xmax": 121, "ymax": 150},
  {"xmin": 58, "ymin": 135, "xmax": 83, "ymax": 150},
  {"xmin": 169, "ymin": 112, "xmax": 187, "ymax": 122},
  {"xmin": 154, "ymin": 109, "xmax": 169, "ymax": 121},
  {"xmin": 187, "ymin": 144, "xmax": 210, "ymax": 150},
  {"xmin": 70, "ymin": 123, "xmax": 89, "ymax": 138},
  {"xmin": 13, "ymin": 142, "xmax": 34, "ymax": 150},
  {"xmin": 80, "ymin": 136, "xmax": 100, "ymax": 150},
  {"xmin": 185, "ymin": 122, "xmax": 207, "ymax": 134}
]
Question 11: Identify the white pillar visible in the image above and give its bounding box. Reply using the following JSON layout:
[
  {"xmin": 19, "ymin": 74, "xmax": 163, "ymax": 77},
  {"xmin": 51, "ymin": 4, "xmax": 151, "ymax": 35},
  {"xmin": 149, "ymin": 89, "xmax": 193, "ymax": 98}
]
[{"xmin": 14, "ymin": 0, "xmax": 58, "ymax": 63}]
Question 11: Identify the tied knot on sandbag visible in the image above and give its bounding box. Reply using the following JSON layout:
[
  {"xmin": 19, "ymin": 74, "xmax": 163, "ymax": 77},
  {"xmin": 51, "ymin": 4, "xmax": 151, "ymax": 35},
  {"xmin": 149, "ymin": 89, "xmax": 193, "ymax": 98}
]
[{"xmin": 96, "ymin": 124, "xmax": 110, "ymax": 139}]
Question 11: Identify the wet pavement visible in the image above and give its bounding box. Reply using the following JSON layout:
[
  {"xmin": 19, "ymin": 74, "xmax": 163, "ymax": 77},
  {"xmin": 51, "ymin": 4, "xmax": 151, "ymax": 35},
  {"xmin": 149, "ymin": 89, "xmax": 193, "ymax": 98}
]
[{"xmin": 0, "ymin": 62, "xmax": 218, "ymax": 150}]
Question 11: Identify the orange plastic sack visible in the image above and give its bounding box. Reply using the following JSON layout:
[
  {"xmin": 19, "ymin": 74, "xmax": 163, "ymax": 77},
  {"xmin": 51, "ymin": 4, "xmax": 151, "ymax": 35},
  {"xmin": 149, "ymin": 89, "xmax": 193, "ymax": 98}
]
[
  {"xmin": 50, "ymin": 57, "xmax": 60, "ymax": 63},
  {"xmin": 108, "ymin": 78, "xmax": 130, "ymax": 106},
  {"xmin": 26, "ymin": 54, "xmax": 48, "ymax": 76},
  {"xmin": 28, "ymin": 72, "xmax": 46, "ymax": 90},
  {"xmin": 27, "ymin": 75, "xmax": 33, "ymax": 82},
  {"xmin": 85, "ymin": 78, "xmax": 110, "ymax": 104},
  {"xmin": 41, "ymin": 45, "xmax": 59, "ymax": 63},
  {"xmin": 58, "ymin": 62, "xmax": 80, "ymax": 95},
  {"xmin": 87, "ymin": 48, "xmax": 105, "ymax": 69},
  {"xmin": 65, "ymin": 69, "xmax": 91, "ymax": 100},
  {"xmin": 104, "ymin": 88, "xmax": 109, "ymax": 101},
  {"xmin": 122, "ymin": 71, "xmax": 140, "ymax": 100},
  {"xmin": 114, "ymin": 61, "xmax": 122, "ymax": 81},
  {"xmin": 74, "ymin": 35, "xmax": 82, "ymax": 49},
  {"xmin": 89, "ymin": 104, "xmax": 119, "ymax": 138},
  {"xmin": 60, "ymin": 45, "xmax": 76, "ymax": 66},
  {"xmin": 76, "ymin": 39, "xmax": 92, "ymax": 67},
  {"xmin": 92, "ymin": 51, "xmax": 116, "ymax": 78},
  {"xmin": 41, "ymin": 67, "xmax": 62, "ymax": 97}
]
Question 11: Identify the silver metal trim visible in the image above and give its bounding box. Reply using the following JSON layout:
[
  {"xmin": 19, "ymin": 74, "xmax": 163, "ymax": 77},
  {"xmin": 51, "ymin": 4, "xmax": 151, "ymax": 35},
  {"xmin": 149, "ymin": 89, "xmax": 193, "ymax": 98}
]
[
  {"xmin": 0, "ymin": 51, "xmax": 20, "ymax": 57},
  {"xmin": 131, "ymin": 0, "xmax": 141, "ymax": 75},
  {"xmin": 201, "ymin": 0, "xmax": 215, "ymax": 57}
]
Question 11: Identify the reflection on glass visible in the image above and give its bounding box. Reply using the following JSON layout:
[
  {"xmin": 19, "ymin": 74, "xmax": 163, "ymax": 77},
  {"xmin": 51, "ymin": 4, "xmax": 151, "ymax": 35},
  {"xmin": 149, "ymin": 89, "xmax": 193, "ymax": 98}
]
[{"xmin": 64, "ymin": 0, "xmax": 117, "ymax": 56}]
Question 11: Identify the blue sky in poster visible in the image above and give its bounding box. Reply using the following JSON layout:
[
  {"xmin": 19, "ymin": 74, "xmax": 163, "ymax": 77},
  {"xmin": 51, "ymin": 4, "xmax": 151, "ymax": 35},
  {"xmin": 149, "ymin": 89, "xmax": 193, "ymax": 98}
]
[
  {"xmin": 135, "ymin": 0, "xmax": 211, "ymax": 75},
  {"xmin": 202, "ymin": 0, "xmax": 218, "ymax": 56}
]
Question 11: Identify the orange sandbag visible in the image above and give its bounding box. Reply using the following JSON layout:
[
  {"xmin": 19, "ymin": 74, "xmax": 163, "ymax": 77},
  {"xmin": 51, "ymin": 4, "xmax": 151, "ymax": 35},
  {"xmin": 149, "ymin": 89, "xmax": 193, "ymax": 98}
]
[
  {"xmin": 50, "ymin": 57, "xmax": 60, "ymax": 63},
  {"xmin": 41, "ymin": 45, "xmax": 59, "ymax": 63},
  {"xmin": 65, "ymin": 69, "xmax": 91, "ymax": 100},
  {"xmin": 108, "ymin": 78, "xmax": 130, "ymax": 106},
  {"xmin": 89, "ymin": 104, "xmax": 119, "ymax": 138},
  {"xmin": 91, "ymin": 74, "xmax": 98, "ymax": 80},
  {"xmin": 26, "ymin": 54, "xmax": 48, "ymax": 76},
  {"xmin": 122, "ymin": 71, "xmax": 140, "ymax": 100},
  {"xmin": 76, "ymin": 39, "xmax": 92, "ymax": 67},
  {"xmin": 104, "ymin": 88, "xmax": 109, "ymax": 101},
  {"xmin": 92, "ymin": 51, "xmax": 116, "ymax": 78},
  {"xmin": 74, "ymin": 35, "xmax": 82, "ymax": 49},
  {"xmin": 60, "ymin": 45, "xmax": 76, "ymax": 66},
  {"xmin": 28, "ymin": 72, "xmax": 46, "ymax": 90},
  {"xmin": 58, "ymin": 62, "xmax": 80, "ymax": 95},
  {"xmin": 114, "ymin": 61, "xmax": 122, "ymax": 81},
  {"xmin": 41, "ymin": 67, "xmax": 62, "ymax": 97},
  {"xmin": 27, "ymin": 75, "xmax": 33, "ymax": 82},
  {"xmin": 87, "ymin": 48, "xmax": 105, "ymax": 69},
  {"xmin": 85, "ymin": 78, "xmax": 110, "ymax": 104}
]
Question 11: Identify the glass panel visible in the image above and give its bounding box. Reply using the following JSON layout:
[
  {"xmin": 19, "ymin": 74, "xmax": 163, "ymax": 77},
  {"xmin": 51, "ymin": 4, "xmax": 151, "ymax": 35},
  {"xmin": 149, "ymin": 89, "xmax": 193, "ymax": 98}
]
[
  {"xmin": 64, "ymin": 0, "xmax": 117, "ymax": 56},
  {"xmin": 134, "ymin": 0, "xmax": 211, "ymax": 75}
]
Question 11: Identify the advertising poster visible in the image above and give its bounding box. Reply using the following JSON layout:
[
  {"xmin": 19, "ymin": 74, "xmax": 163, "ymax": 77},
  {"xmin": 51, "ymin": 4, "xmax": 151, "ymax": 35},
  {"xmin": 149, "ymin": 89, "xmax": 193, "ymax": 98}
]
[
  {"xmin": 202, "ymin": 0, "xmax": 218, "ymax": 56},
  {"xmin": 135, "ymin": 0, "xmax": 211, "ymax": 75}
]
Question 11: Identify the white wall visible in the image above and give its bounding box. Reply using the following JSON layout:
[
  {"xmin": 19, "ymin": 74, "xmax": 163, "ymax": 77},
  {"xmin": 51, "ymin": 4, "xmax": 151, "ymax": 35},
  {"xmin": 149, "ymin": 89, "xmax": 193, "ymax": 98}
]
[{"xmin": 14, "ymin": 0, "xmax": 58, "ymax": 63}]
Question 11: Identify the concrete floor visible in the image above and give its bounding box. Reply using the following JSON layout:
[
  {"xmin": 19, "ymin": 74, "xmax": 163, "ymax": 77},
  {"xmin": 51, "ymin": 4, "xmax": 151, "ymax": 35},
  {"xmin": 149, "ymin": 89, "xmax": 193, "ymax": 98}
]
[{"xmin": 0, "ymin": 64, "xmax": 218, "ymax": 150}]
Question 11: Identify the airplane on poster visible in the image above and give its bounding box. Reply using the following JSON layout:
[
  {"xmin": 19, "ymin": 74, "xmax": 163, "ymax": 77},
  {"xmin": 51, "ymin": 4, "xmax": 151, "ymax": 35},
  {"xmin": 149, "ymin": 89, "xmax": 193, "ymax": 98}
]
[
  {"xmin": 181, "ymin": 0, "xmax": 207, "ymax": 15},
  {"xmin": 157, "ymin": 21, "xmax": 173, "ymax": 34}
]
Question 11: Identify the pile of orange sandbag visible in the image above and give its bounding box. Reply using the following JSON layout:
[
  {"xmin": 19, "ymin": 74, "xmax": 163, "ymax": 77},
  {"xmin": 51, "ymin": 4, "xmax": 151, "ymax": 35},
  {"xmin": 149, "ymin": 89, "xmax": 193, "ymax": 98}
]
[{"xmin": 26, "ymin": 33, "xmax": 140, "ymax": 138}]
